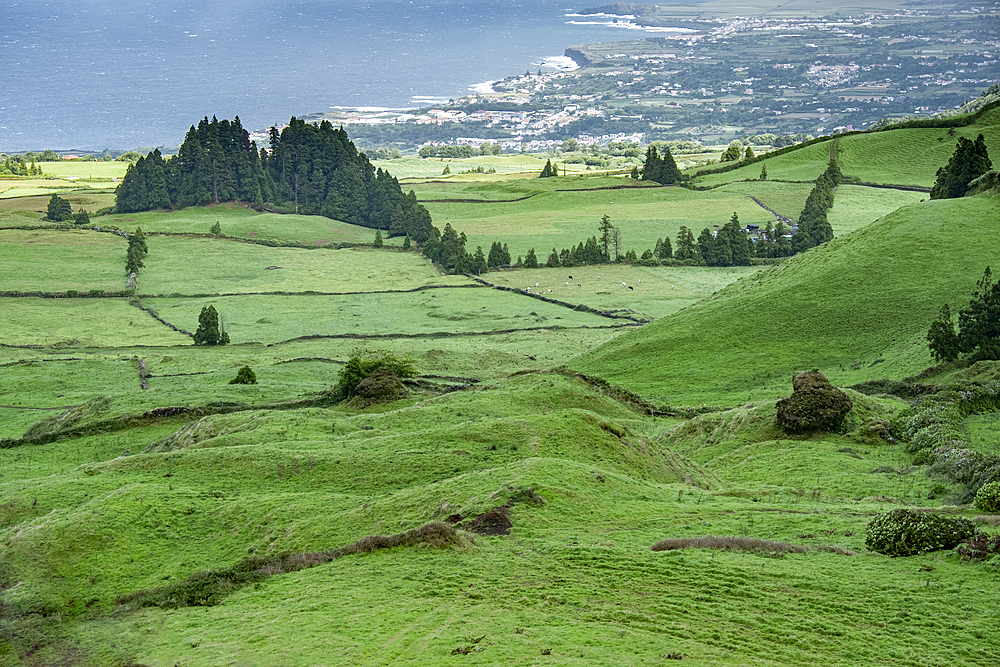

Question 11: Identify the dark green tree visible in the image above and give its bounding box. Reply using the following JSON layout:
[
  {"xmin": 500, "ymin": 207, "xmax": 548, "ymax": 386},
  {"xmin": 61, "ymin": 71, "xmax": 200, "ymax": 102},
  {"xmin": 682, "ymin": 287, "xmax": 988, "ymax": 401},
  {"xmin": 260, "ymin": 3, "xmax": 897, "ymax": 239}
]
[
  {"xmin": 373, "ymin": 230, "xmax": 383, "ymax": 247},
  {"xmin": 193, "ymin": 305, "xmax": 229, "ymax": 346},
  {"xmin": 472, "ymin": 246, "xmax": 488, "ymax": 275},
  {"xmin": 46, "ymin": 193, "xmax": 73, "ymax": 222},
  {"xmin": 697, "ymin": 228, "xmax": 717, "ymax": 265},
  {"xmin": 402, "ymin": 235, "xmax": 411, "ymax": 251},
  {"xmin": 125, "ymin": 245, "xmax": 144, "ymax": 275},
  {"xmin": 674, "ymin": 225, "xmax": 697, "ymax": 261},
  {"xmin": 130, "ymin": 227, "xmax": 147, "ymax": 254},
  {"xmin": 523, "ymin": 248, "xmax": 539, "ymax": 269},
  {"xmin": 930, "ymin": 134, "xmax": 993, "ymax": 199},
  {"xmin": 955, "ymin": 266, "xmax": 1000, "ymax": 360},
  {"xmin": 927, "ymin": 303, "xmax": 960, "ymax": 363},
  {"xmin": 640, "ymin": 146, "xmax": 682, "ymax": 184},
  {"xmin": 759, "ymin": 164, "xmax": 767, "ymax": 180},
  {"xmin": 73, "ymin": 209, "xmax": 90, "ymax": 225},
  {"xmin": 598, "ymin": 214, "xmax": 615, "ymax": 261}
]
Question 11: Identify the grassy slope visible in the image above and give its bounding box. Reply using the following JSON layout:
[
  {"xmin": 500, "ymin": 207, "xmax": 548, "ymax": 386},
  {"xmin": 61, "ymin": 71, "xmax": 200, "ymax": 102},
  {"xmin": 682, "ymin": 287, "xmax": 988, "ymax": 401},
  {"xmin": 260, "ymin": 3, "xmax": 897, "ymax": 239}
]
[
  {"xmin": 421, "ymin": 179, "xmax": 815, "ymax": 261},
  {"xmin": 5, "ymin": 373, "xmax": 996, "ymax": 666},
  {"xmin": 571, "ymin": 193, "xmax": 1000, "ymax": 406},
  {"xmin": 4, "ymin": 113, "xmax": 1000, "ymax": 665}
]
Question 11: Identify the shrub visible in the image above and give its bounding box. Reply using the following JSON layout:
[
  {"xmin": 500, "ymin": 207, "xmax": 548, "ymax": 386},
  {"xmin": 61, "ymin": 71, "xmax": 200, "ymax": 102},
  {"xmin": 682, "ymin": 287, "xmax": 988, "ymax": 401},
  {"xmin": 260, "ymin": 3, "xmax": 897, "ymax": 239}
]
[
  {"xmin": 229, "ymin": 366, "xmax": 257, "ymax": 385},
  {"xmin": 865, "ymin": 509, "xmax": 977, "ymax": 557},
  {"xmin": 974, "ymin": 481, "xmax": 1000, "ymax": 512},
  {"xmin": 334, "ymin": 349, "xmax": 416, "ymax": 400},
  {"xmin": 210, "ymin": 221, "xmax": 221, "ymax": 235},
  {"xmin": 776, "ymin": 370, "xmax": 853, "ymax": 433},
  {"xmin": 956, "ymin": 533, "xmax": 1000, "ymax": 562}
]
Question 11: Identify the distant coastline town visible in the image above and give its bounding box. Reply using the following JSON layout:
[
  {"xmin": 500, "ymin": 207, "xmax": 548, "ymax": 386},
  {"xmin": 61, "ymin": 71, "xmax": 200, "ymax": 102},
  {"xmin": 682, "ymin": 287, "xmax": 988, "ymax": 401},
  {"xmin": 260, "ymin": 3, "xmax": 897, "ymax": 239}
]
[{"xmin": 270, "ymin": 3, "xmax": 997, "ymax": 154}]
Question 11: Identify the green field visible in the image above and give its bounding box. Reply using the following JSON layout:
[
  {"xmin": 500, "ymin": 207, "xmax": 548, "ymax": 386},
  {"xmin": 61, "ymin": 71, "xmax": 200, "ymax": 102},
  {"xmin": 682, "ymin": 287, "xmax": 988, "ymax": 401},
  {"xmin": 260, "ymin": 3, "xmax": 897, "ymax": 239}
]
[
  {"xmin": 0, "ymin": 229, "xmax": 126, "ymax": 292},
  {"xmin": 2, "ymin": 110, "xmax": 1000, "ymax": 666}
]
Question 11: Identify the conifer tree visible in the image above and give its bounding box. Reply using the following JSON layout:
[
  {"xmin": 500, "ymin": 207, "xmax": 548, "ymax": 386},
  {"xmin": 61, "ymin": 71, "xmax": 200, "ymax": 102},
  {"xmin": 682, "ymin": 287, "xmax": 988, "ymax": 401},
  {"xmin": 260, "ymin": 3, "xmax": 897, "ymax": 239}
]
[
  {"xmin": 930, "ymin": 134, "xmax": 993, "ymax": 199},
  {"xmin": 523, "ymin": 248, "xmax": 539, "ymax": 269},
  {"xmin": 46, "ymin": 193, "xmax": 73, "ymax": 222},
  {"xmin": 194, "ymin": 305, "xmax": 229, "ymax": 346},
  {"xmin": 472, "ymin": 246, "xmax": 488, "ymax": 275}
]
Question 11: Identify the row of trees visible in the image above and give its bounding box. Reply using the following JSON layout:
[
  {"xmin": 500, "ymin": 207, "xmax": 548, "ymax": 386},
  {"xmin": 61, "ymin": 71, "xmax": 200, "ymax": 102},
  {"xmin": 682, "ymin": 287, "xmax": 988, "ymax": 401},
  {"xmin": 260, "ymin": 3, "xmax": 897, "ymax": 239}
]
[
  {"xmin": 791, "ymin": 161, "xmax": 841, "ymax": 253},
  {"xmin": 115, "ymin": 116, "xmax": 435, "ymax": 243},
  {"xmin": 1, "ymin": 155, "xmax": 43, "ymax": 176},
  {"xmin": 418, "ymin": 143, "xmax": 503, "ymax": 158}
]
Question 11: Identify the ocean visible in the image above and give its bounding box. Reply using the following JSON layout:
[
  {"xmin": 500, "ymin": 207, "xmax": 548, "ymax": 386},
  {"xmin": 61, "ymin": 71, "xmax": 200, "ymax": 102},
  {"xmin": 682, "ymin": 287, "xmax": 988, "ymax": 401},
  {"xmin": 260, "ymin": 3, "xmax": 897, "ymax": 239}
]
[{"xmin": 1, "ymin": 0, "xmax": 661, "ymax": 151}]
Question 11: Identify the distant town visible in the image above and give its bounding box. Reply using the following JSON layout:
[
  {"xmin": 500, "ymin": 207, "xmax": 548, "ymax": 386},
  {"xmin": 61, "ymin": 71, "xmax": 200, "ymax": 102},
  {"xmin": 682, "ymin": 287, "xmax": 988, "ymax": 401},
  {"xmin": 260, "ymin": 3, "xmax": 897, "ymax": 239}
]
[{"xmin": 287, "ymin": 2, "xmax": 998, "ymax": 152}]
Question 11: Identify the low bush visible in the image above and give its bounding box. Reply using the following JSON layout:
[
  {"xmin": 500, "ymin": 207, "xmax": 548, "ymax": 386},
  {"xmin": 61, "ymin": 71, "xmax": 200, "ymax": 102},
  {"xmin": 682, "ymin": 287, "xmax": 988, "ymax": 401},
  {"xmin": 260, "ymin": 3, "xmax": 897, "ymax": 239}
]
[
  {"xmin": 974, "ymin": 481, "xmax": 1000, "ymax": 512},
  {"xmin": 228, "ymin": 366, "xmax": 257, "ymax": 385},
  {"xmin": 334, "ymin": 349, "xmax": 416, "ymax": 400},
  {"xmin": 957, "ymin": 533, "xmax": 1000, "ymax": 562},
  {"xmin": 865, "ymin": 509, "xmax": 978, "ymax": 557}
]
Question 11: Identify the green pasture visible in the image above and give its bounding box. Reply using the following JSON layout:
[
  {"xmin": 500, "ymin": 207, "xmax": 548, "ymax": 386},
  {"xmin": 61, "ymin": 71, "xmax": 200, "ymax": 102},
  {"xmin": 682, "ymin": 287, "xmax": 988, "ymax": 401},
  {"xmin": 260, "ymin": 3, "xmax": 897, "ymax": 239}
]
[
  {"xmin": 0, "ymin": 228, "xmax": 126, "ymax": 292},
  {"xmin": 380, "ymin": 154, "xmax": 553, "ymax": 179},
  {"xmin": 0, "ymin": 298, "xmax": 192, "ymax": 348},
  {"xmin": 692, "ymin": 106, "xmax": 1000, "ymax": 190},
  {"xmin": 483, "ymin": 264, "xmax": 758, "ymax": 320},
  {"xmin": 142, "ymin": 286, "xmax": 618, "ymax": 346},
  {"xmin": 572, "ymin": 193, "xmax": 1000, "ymax": 407},
  {"xmin": 837, "ymin": 115, "xmax": 1000, "ymax": 187},
  {"xmin": 0, "ymin": 189, "xmax": 117, "ymax": 213},
  {"xmin": 35, "ymin": 161, "xmax": 128, "ymax": 181},
  {"xmin": 691, "ymin": 140, "xmax": 833, "ymax": 187},
  {"xmin": 4, "ymin": 118, "xmax": 1000, "ymax": 665},
  {"xmin": 422, "ymin": 180, "xmax": 815, "ymax": 260},
  {"xmin": 139, "ymin": 239, "xmax": 457, "ymax": 295},
  {"xmin": 827, "ymin": 185, "xmax": 925, "ymax": 235},
  {"xmin": 100, "ymin": 204, "xmax": 394, "ymax": 246},
  {"xmin": 2, "ymin": 372, "xmax": 997, "ymax": 665}
]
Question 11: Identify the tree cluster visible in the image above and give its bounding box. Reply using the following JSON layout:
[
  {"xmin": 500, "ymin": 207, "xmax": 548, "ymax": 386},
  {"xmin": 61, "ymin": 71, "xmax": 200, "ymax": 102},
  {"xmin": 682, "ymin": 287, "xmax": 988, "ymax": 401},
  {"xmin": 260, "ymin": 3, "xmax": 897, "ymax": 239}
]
[
  {"xmin": 2, "ymin": 154, "xmax": 41, "ymax": 176},
  {"xmin": 539, "ymin": 159, "xmax": 558, "ymax": 178},
  {"xmin": 927, "ymin": 266, "xmax": 1000, "ymax": 363},
  {"xmin": 418, "ymin": 143, "xmax": 502, "ymax": 158},
  {"xmin": 930, "ymin": 133, "xmax": 992, "ymax": 199},
  {"xmin": 115, "ymin": 116, "xmax": 435, "ymax": 243},
  {"xmin": 698, "ymin": 213, "xmax": 753, "ymax": 267},
  {"xmin": 639, "ymin": 146, "xmax": 683, "ymax": 185},
  {"xmin": 791, "ymin": 161, "xmax": 841, "ymax": 253},
  {"xmin": 45, "ymin": 193, "xmax": 90, "ymax": 225}
]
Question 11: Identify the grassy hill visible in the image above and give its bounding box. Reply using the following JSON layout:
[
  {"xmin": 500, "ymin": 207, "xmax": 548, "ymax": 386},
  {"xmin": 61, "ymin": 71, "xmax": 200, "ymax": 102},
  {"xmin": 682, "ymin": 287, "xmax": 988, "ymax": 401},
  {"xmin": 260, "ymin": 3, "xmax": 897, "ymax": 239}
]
[
  {"xmin": 2, "ymin": 108, "xmax": 1000, "ymax": 665},
  {"xmin": 571, "ymin": 194, "xmax": 1000, "ymax": 406}
]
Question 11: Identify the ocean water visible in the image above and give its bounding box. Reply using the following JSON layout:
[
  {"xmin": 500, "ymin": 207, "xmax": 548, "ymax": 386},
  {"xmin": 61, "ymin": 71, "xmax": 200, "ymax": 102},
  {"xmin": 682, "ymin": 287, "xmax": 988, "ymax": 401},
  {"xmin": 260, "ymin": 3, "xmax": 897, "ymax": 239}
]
[{"xmin": 1, "ymin": 0, "xmax": 657, "ymax": 151}]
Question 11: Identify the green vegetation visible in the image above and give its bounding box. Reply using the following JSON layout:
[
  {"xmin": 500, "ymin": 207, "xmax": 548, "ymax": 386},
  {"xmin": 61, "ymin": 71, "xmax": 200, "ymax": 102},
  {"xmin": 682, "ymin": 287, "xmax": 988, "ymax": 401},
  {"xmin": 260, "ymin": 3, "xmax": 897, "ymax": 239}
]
[
  {"xmin": 930, "ymin": 133, "xmax": 993, "ymax": 200},
  {"xmin": 865, "ymin": 509, "xmax": 977, "ymax": 557},
  {"xmin": 115, "ymin": 117, "xmax": 435, "ymax": 242},
  {"xmin": 1, "ymin": 104, "xmax": 1000, "ymax": 665}
]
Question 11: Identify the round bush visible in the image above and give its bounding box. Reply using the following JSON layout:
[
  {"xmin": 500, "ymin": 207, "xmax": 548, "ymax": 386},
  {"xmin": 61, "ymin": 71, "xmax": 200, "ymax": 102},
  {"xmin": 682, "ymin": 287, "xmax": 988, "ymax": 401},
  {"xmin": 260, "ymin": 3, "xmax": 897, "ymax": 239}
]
[
  {"xmin": 865, "ymin": 509, "xmax": 977, "ymax": 557},
  {"xmin": 974, "ymin": 481, "xmax": 1000, "ymax": 513},
  {"xmin": 776, "ymin": 370, "xmax": 853, "ymax": 433}
]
